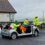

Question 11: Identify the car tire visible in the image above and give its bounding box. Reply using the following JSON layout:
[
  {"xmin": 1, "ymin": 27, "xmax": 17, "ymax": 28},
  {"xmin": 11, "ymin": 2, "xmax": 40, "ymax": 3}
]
[
  {"xmin": 11, "ymin": 33, "xmax": 17, "ymax": 40},
  {"xmin": 34, "ymin": 30, "xmax": 39, "ymax": 37}
]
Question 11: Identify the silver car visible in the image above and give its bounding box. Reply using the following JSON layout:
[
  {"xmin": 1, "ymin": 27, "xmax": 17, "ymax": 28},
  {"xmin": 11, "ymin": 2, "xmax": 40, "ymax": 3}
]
[{"xmin": 1, "ymin": 25, "xmax": 39, "ymax": 40}]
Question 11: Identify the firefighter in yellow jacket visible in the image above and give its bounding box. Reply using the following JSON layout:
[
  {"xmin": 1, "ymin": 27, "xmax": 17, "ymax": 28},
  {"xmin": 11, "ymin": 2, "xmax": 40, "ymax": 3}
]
[
  {"xmin": 33, "ymin": 16, "xmax": 42, "ymax": 27},
  {"xmin": 23, "ymin": 19, "xmax": 30, "ymax": 26},
  {"xmin": 22, "ymin": 19, "xmax": 30, "ymax": 33},
  {"xmin": 10, "ymin": 21, "xmax": 21, "ymax": 31}
]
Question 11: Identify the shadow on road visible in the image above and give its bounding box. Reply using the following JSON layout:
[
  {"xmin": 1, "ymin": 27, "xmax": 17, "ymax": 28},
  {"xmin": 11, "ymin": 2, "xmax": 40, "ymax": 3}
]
[{"xmin": 1, "ymin": 35, "xmax": 35, "ymax": 40}]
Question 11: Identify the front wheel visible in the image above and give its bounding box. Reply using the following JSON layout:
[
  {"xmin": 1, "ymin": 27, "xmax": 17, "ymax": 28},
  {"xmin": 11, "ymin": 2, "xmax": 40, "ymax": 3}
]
[{"xmin": 11, "ymin": 33, "xmax": 17, "ymax": 40}]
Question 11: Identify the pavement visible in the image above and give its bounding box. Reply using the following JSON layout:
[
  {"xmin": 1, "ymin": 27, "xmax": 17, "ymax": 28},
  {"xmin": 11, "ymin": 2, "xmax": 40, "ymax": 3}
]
[{"xmin": 0, "ymin": 30, "xmax": 45, "ymax": 45}]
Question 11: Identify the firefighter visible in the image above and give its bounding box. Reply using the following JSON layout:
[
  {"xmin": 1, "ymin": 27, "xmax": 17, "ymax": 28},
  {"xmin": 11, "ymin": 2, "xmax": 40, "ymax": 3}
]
[
  {"xmin": 10, "ymin": 21, "xmax": 21, "ymax": 30},
  {"xmin": 33, "ymin": 16, "xmax": 42, "ymax": 27},
  {"xmin": 23, "ymin": 19, "xmax": 30, "ymax": 27},
  {"xmin": 22, "ymin": 19, "xmax": 30, "ymax": 33}
]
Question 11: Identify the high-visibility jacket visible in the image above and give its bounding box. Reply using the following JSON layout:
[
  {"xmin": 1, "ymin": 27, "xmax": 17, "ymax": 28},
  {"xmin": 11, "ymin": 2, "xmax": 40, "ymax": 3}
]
[
  {"xmin": 23, "ymin": 19, "xmax": 29, "ymax": 26},
  {"xmin": 10, "ymin": 23, "xmax": 19, "ymax": 30},
  {"xmin": 33, "ymin": 18, "xmax": 41, "ymax": 26}
]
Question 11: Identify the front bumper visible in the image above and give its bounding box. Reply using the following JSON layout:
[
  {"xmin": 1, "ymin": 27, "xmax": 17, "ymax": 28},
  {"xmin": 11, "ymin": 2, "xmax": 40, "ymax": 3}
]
[{"xmin": 1, "ymin": 31, "xmax": 11, "ymax": 37}]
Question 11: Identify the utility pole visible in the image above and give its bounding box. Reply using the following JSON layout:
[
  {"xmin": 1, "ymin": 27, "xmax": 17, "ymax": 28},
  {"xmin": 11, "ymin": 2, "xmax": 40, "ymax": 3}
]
[{"xmin": 43, "ymin": 11, "xmax": 44, "ymax": 23}]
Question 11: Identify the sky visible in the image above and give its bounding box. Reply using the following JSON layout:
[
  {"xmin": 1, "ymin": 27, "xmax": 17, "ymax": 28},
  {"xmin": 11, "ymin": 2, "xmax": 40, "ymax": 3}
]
[{"xmin": 9, "ymin": 0, "xmax": 45, "ymax": 21}]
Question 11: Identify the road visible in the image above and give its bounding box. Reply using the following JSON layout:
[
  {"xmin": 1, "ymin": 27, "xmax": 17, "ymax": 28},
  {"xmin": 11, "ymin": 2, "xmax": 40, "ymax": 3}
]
[{"xmin": 0, "ymin": 30, "xmax": 45, "ymax": 45}]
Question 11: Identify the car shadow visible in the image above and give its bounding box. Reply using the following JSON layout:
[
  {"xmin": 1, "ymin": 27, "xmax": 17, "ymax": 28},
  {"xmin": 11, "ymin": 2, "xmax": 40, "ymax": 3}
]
[
  {"xmin": 17, "ymin": 35, "xmax": 34, "ymax": 39},
  {"xmin": 2, "ymin": 35, "xmax": 34, "ymax": 40}
]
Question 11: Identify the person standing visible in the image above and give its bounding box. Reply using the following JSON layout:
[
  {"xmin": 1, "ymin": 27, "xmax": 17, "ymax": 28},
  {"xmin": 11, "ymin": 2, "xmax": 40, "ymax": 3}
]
[{"xmin": 33, "ymin": 16, "xmax": 42, "ymax": 27}]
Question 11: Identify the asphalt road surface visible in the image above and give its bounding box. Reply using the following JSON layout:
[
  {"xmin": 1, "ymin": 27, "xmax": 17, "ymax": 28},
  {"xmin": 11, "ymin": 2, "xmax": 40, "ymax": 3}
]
[{"xmin": 0, "ymin": 30, "xmax": 45, "ymax": 45}]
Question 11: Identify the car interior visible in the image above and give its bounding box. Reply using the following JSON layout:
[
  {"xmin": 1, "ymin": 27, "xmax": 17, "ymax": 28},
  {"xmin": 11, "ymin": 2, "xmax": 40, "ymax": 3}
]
[{"xmin": 17, "ymin": 25, "xmax": 31, "ymax": 34}]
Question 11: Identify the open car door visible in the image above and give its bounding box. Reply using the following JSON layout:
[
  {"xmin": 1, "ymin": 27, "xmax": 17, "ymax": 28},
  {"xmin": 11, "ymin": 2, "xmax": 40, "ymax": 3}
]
[{"xmin": 17, "ymin": 25, "xmax": 31, "ymax": 34}]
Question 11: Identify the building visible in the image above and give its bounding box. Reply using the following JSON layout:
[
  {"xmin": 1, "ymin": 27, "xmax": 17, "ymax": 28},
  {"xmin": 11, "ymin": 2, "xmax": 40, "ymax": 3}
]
[{"xmin": 0, "ymin": 0, "xmax": 16, "ymax": 22}]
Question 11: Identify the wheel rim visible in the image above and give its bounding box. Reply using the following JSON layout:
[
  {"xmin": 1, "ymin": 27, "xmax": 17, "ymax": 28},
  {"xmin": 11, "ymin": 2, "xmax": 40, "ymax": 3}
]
[{"xmin": 12, "ymin": 34, "xmax": 16, "ymax": 39}]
